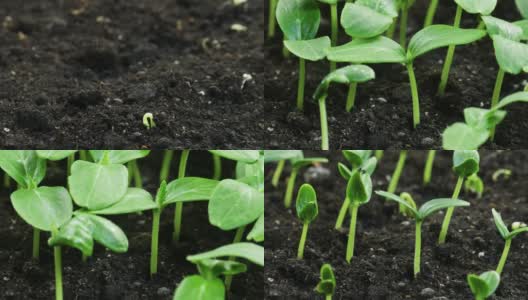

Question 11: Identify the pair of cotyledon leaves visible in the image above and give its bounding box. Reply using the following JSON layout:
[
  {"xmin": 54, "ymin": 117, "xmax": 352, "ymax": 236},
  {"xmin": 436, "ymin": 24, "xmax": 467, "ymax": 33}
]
[{"xmin": 467, "ymin": 271, "xmax": 500, "ymax": 300}]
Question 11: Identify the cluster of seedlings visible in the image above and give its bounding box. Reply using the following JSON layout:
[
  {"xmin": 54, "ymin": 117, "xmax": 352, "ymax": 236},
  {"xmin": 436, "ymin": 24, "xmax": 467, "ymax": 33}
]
[
  {"xmin": 268, "ymin": 0, "xmax": 528, "ymax": 149},
  {"xmin": 268, "ymin": 150, "xmax": 526, "ymax": 299},
  {"xmin": 0, "ymin": 150, "xmax": 264, "ymax": 300}
]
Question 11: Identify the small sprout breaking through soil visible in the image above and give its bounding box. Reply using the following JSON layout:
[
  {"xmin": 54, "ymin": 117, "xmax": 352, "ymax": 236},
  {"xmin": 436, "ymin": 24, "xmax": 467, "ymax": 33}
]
[
  {"xmin": 315, "ymin": 263, "xmax": 335, "ymax": 300},
  {"xmin": 295, "ymin": 184, "xmax": 318, "ymax": 259},
  {"xmin": 492, "ymin": 209, "xmax": 528, "ymax": 275},
  {"xmin": 143, "ymin": 113, "xmax": 155, "ymax": 130}
]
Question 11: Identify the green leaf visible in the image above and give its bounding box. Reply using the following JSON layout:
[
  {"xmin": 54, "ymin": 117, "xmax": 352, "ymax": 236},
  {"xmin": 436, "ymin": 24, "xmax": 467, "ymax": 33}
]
[
  {"xmin": 375, "ymin": 191, "xmax": 418, "ymax": 217},
  {"xmin": 292, "ymin": 157, "xmax": 329, "ymax": 169},
  {"xmin": 492, "ymin": 209, "xmax": 510, "ymax": 239},
  {"xmin": 208, "ymin": 179, "xmax": 263, "ymax": 230},
  {"xmin": 36, "ymin": 150, "xmax": 77, "ymax": 161},
  {"xmin": 0, "ymin": 150, "xmax": 46, "ymax": 188},
  {"xmin": 77, "ymin": 213, "xmax": 128, "ymax": 253},
  {"xmin": 357, "ymin": 0, "xmax": 398, "ymax": 17},
  {"xmin": 493, "ymin": 91, "xmax": 528, "ymax": 111},
  {"xmin": 417, "ymin": 198, "xmax": 470, "ymax": 220},
  {"xmin": 340, "ymin": 2, "xmax": 396, "ymax": 38},
  {"xmin": 454, "ymin": 0, "xmax": 497, "ymax": 15},
  {"xmin": 315, "ymin": 263, "xmax": 336, "ymax": 295},
  {"xmin": 89, "ymin": 150, "xmax": 150, "ymax": 164},
  {"xmin": 467, "ymin": 271, "xmax": 500, "ymax": 299},
  {"xmin": 506, "ymin": 227, "xmax": 528, "ymax": 240},
  {"xmin": 479, "ymin": 271, "xmax": 500, "ymax": 297},
  {"xmin": 296, "ymin": 184, "xmax": 318, "ymax": 223},
  {"xmin": 453, "ymin": 150, "xmax": 480, "ymax": 177},
  {"xmin": 313, "ymin": 64, "xmax": 375, "ymax": 100},
  {"xmin": 264, "ymin": 150, "xmax": 303, "ymax": 162},
  {"xmin": 164, "ymin": 177, "xmax": 219, "ymax": 206},
  {"xmin": 361, "ymin": 157, "xmax": 378, "ymax": 175},
  {"xmin": 236, "ymin": 155, "xmax": 264, "ymax": 192},
  {"xmin": 276, "ymin": 0, "xmax": 321, "ymax": 41},
  {"xmin": 48, "ymin": 214, "xmax": 95, "ymax": 256},
  {"xmin": 247, "ymin": 214, "xmax": 264, "ymax": 242},
  {"xmin": 173, "ymin": 275, "xmax": 224, "ymax": 300},
  {"xmin": 347, "ymin": 171, "xmax": 372, "ymax": 205},
  {"xmin": 187, "ymin": 242, "xmax": 264, "ymax": 266},
  {"xmin": 464, "ymin": 107, "xmax": 506, "ymax": 129},
  {"xmin": 337, "ymin": 163, "xmax": 353, "ymax": 180},
  {"xmin": 208, "ymin": 150, "xmax": 259, "ymax": 163},
  {"xmin": 442, "ymin": 123, "xmax": 489, "ymax": 150},
  {"xmin": 491, "ymin": 34, "xmax": 528, "ymax": 74},
  {"xmin": 514, "ymin": 20, "xmax": 528, "ymax": 40},
  {"xmin": 88, "ymin": 188, "xmax": 156, "ymax": 214},
  {"xmin": 69, "ymin": 160, "xmax": 128, "ymax": 211},
  {"xmin": 317, "ymin": 0, "xmax": 339, "ymax": 4},
  {"xmin": 11, "ymin": 186, "xmax": 73, "ymax": 231},
  {"xmin": 196, "ymin": 259, "xmax": 247, "ymax": 277},
  {"xmin": 342, "ymin": 150, "xmax": 372, "ymax": 167},
  {"xmin": 284, "ymin": 37, "xmax": 331, "ymax": 61},
  {"xmin": 517, "ymin": 0, "xmax": 528, "ymax": 18},
  {"xmin": 482, "ymin": 16, "xmax": 523, "ymax": 41},
  {"xmin": 465, "ymin": 174, "xmax": 484, "ymax": 198},
  {"xmin": 407, "ymin": 25, "xmax": 486, "ymax": 60},
  {"xmin": 327, "ymin": 36, "xmax": 406, "ymax": 63}
]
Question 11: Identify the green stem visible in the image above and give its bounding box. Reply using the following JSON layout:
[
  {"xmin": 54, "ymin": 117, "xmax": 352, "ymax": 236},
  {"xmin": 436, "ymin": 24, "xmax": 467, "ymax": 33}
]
[
  {"xmin": 33, "ymin": 228, "xmax": 40, "ymax": 260},
  {"xmin": 387, "ymin": 18, "xmax": 397, "ymax": 39},
  {"xmin": 297, "ymin": 58, "xmax": 306, "ymax": 110},
  {"xmin": 225, "ymin": 226, "xmax": 246, "ymax": 290},
  {"xmin": 346, "ymin": 83, "xmax": 358, "ymax": 112},
  {"xmin": 67, "ymin": 153, "xmax": 74, "ymax": 176},
  {"xmin": 173, "ymin": 150, "xmax": 190, "ymax": 242},
  {"xmin": 375, "ymin": 150, "xmax": 384, "ymax": 161},
  {"xmin": 406, "ymin": 63, "xmax": 421, "ymax": 128},
  {"xmin": 424, "ymin": 0, "xmax": 439, "ymax": 27},
  {"xmin": 319, "ymin": 99, "xmax": 329, "ymax": 150},
  {"xmin": 54, "ymin": 246, "xmax": 63, "ymax": 300},
  {"xmin": 268, "ymin": 0, "xmax": 278, "ymax": 39},
  {"xmin": 297, "ymin": 223, "xmax": 309, "ymax": 259},
  {"xmin": 159, "ymin": 150, "xmax": 174, "ymax": 183},
  {"xmin": 213, "ymin": 154, "xmax": 222, "ymax": 180},
  {"xmin": 3, "ymin": 172, "xmax": 10, "ymax": 188},
  {"xmin": 284, "ymin": 168, "xmax": 298, "ymax": 208},
  {"xmin": 400, "ymin": 6, "xmax": 409, "ymax": 48},
  {"xmin": 271, "ymin": 160, "xmax": 285, "ymax": 188},
  {"xmin": 150, "ymin": 208, "xmax": 161, "ymax": 276},
  {"xmin": 335, "ymin": 197, "xmax": 350, "ymax": 230},
  {"xmin": 496, "ymin": 239, "xmax": 511, "ymax": 274},
  {"xmin": 438, "ymin": 5, "xmax": 463, "ymax": 95},
  {"xmin": 346, "ymin": 203, "xmax": 359, "ymax": 263},
  {"xmin": 326, "ymin": 295, "xmax": 332, "ymax": 300},
  {"xmin": 477, "ymin": 19, "xmax": 485, "ymax": 30},
  {"xmin": 423, "ymin": 150, "xmax": 436, "ymax": 185},
  {"xmin": 489, "ymin": 68, "xmax": 505, "ymax": 141},
  {"xmin": 438, "ymin": 176, "xmax": 464, "ymax": 244},
  {"xmin": 414, "ymin": 221, "xmax": 422, "ymax": 278},
  {"xmin": 330, "ymin": 4, "xmax": 338, "ymax": 72}
]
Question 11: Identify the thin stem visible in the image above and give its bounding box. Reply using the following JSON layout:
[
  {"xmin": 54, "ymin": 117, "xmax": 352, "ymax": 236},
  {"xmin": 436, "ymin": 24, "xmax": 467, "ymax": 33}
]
[
  {"xmin": 297, "ymin": 223, "xmax": 309, "ymax": 259},
  {"xmin": 284, "ymin": 168, "xmax": 298, "ymax": 208},
  {"xmin": 212, "ymin": 154, "xmax": 222, "ymax": 180},
  {"xmin": 150, "ymin": 208, "xmax": 161, "ymax": 276},
  {"xmin": 297, "ymin": 58, "xmax": 306, "ymax": 110},
  {"xmin": 319, "ymin": 99, "xmax": 329, "ymax": 150},
  {"xmin": 267, "ymin": 0, "xmax": 278, "ymax": 39},
  {"xmin": 388, "ymin": 151, "xmax": 407, "ymax": 195},
  {"xmin": 414, "ymin": 221, "xmax": 422, "ymax": 278},
  {"xmin": 330, "ymin": 4, "xmax": 338, "ymax": 72},
  {"xmin": 79, "ymin": 150, "xmax": 88, "ymax": 161},
  {"xmin": 335, "ymin": 197, "xmax": 351, "ymax": 230},
  {"xmin": 406, "ymin": 63, "xmax": 421, "ymax": 128},
  {"xmin": 496, "ymin": 239, "xmax": 511, "ymax": 274},
  {"xmin": 159, "ymin": 150, "xmax": 174, "ymax": 183},
  {"xmin": 400, "ymin": 6, "xmax": 409, "ymax": 49},
  {"xmin": 423, "ymin": 150, "xmax": 436, "ymax": 185},
  {"xmin": 346, "ymin": 83, "xmax": 358, "ymax": 112},
  {"xmin": 225, "ymin": 226, "xmax": 246, "ymax": 290},
  {"xmin": 271, "ymin": 160, "xmax": 285, "ymax": 188},
  {"xmin": 438, "ymin": 176, "xmax": 464, "ymax": 244},
  {"xmin": 67, "ymin": 153, "xmax": 74, "ymax": 176},
  {"xmin": 54, "ymin": 246, "xmax": 63, "ymax": 300},
  {"xmin": 424, "ymin": 0, "xmax": 439, "ymax": 27},
  {"xmin": 3, "ymin": 172, "xmax": 10, "ymax": 188},
  {"xmin": 346, "ymin": 203, "xmax": 359, "ymax": 263},
  {"xmin": 375, "ymin": 150, "xmax": 384, "ymax": 161},
  {"xmin": 326, "ymin": 295, "xmax": 332, "ymax": 300},
  {"xmin": 438, "ymin": 5, "xmax": 463, "ymax": 95},
  {"xmin": 489, "ymin": 68, "xmax": 505, "ymax": 141},
  {"xmin": 33, "ymin": 228, "xmax": 40, "ymax": 260},
  {"xmin": 173, "ymin": 150, "xmax": 190, "ymax": 242}
]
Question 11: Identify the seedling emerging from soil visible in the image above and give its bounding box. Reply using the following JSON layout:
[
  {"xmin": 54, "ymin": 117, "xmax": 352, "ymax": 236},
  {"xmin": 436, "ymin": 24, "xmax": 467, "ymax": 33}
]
[
  {"xmin": 376, "ymin": 191, "xmax": 470, "ymax": 278},
  {"xmin": 438, "ymin": 150, "xmax": 479, "ymax": 244},
  {"xmin": 467, "ymin": 270, "xmax": 500, "ymax": 300},
  {"xmin": 492, "ymin": 169, "xmax": 511, "ymax": 182},
  {"xmin": 143, "ymin": 112, "xmax": 155, "ymax": 129},
  {"xmin": 492, "ymin": 209, "xmax": 528, "ymax": 275},
  {"xmin": 327, "ymin": 25, "xmax": 486, "ymax": 128},
  {"xmin": 315, "ymin": 263, "xmax": 336, "ymax": 300},
  {"xmin": 264, "ymin": 150, "xmax": 303, "ymax": 188},
  {"xmin": 423, "ymin": 150, "xmax": 436, "ymax": 185},
  {"xmin": 172, "ymin": 150, "xmax": 190, "ymax": 242},
  {"xmin": 464, "ymin": 173, "xmax": 484, "ymax": 198},
  {"xmin": 313, "ymin": 65, "xmax": 376, "ymax": 149},
  {"xmin": 296, "ymin": 184, "xmax": 318, "ymax": 259},
  {"xmin": 442, "ymin": 91, "xmax": 528, "ymax": 149},
  {"xmin": 174, "ymin": 242, "xmax": 264, "ymax": 300},
  {"xmin": 276, "ymin": 0, "xmax": 331, "ymax": 110},
  {"xmin": 283, "ymin": 156, "xmax": 328, "ymax": 208}
]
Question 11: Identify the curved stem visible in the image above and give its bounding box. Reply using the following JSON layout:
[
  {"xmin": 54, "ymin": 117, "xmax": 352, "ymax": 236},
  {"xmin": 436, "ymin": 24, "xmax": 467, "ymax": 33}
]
[
  {"xmin": 335, "ymin": 197, "xmax": 351, "ymax": 230},
  {"xmin": 54, "ymin": 246, "xmax": 63, "ymax": 300},
  {"xmin": 271, "ymin": 160, "xmax": 285, "ymax": 188},
  {"xmin": 414, "ymin": 221, "xmax": 422, "ymax": 278},
  {"xmin": 400, "ymin": 6, "xmax": 409, "ymax": 48},
  {"xmin": 297, "ymin": 223, "xmax": 309, "ymax": 259},
  {"xmin": 150, "ymin": 208, "xmax": 161, "ymax": 276},
  {"xmin": 489, "ymin": 68, "xmax": 505, "ymax": 141},
  {"xmin": 159, "ymin": 150, "xmax": 174, "ymax": 183},
  {"xmin": 319, "ymin": 99, "xmax": 329, "ymax": 150},
  {"xmin": 212, "ymin": 154, "xmax": 222, "ymax": 180},
  {"xmin": 33, "ymin": 228, "xmax": 40, "ymax": 260},
  {"xmin": 438, "ymin": 176, "xmax": 464, "ymax": 244},
  {"xmin": 496, "ymin": 239, "xmax": 511, "ymax": 274},
  {"xmin": 284, "ymin": 168, "xmax": 298, "ymax": 208},
  {"xmin": 406, "ymin": 63, "xmax": 420, "ymax": 128},
  {"xmin": 424, "ymin": 0, "xmax": 439, "ymax": 27},
  {"xmin": 268, "ymin": 0, "xmax": 278, "ymax": 39},
  {"xmin": 128, "ymin": 160, "xmax": 142, "ymax": 188},
  {"xmin": 67, "ymin": 153, "xmax": 74, "ymax": 176},
  {"xmin": 346, "ymin": 203, "xmax": 359, "ymax": 263},
  {"xmin": 173, "ymin": 150, "xmax": 190, "ymax": 242},
  {"xmin": 438, "ymin": 5, "xmax": 463, "ymax": 95},
  {"xmin": 297, "ymin": 58, "xmax": 306, "ymax": 110},
  {"xmin": 423, "ymin": 150, "xmax": 436, "ymax": 185},
  {"xmin": 346, "ymin": 83, "xmax": 358, "ymax": 112},
  {"xmin": 330, "ymin": 4, "xmax": 338, "ymax": 72}
]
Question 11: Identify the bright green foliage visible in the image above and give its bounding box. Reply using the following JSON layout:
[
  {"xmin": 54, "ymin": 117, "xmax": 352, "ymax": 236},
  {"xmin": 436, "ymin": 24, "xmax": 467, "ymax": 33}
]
[
  {"xmin": 514, "ymin": 20, "xmax": 528, "ymax": 40},
  {"xmin": 284, "ymin": 156, "xmax": 328, "ymax": 208},
  {"xmin": 264, "ymin": 150, "xmax": 303, "ymax": 163},
  {"xmin": 48, "ymin": 214, "xmax": 95, "ymax": 256},
  {"xmin": 340, "ymin": 0, "xmax": 397, "ymax": 38},
  {"xmin": 0, "ymin": 150, "xmax": 46, "ymax": 189},
  {"xmin": 517, "ymin": 0, "xmax": 528, "ymax": 18},
  {"xmin": 276, "ymin": 0, "xmax": 320, "ymax": 41},
  {"xmin": 467, "ymin": 271, "xmax": 500, "ymax": 300},
  {"xmin": 89, "ymin": 150, "xmax": 151, "ymax": 164},
  {"xmin": 89, "ymin": 188, "xmax": 157, "ymax": 215},
  {"xmin": 453, "ymin": 150, "xmax": 480, "ymax": 177},
  {"xmin": 315, "ymin": 263, "xmax": 336, "ymax": 298},
  {"xmin": 296, "ymin": 184, "xmax": 318, "ymax": 223},
  {"xmin": 77, "ymin": 212, "xmax": 128, "ymax": 253},
  {"xmin": 454, "ymin": 0, "xmax": 497, "ymax": 15},
  {"xmin": 36, "ymin": 150, "xmax": 78, "ymax": 161},
  {"xmin": 284, "ymin": 37, "xmax": 331, "ymax": 61},
  {"xmin": 465, "ymin": 174, "xmax": 484, "ymax": 198}
]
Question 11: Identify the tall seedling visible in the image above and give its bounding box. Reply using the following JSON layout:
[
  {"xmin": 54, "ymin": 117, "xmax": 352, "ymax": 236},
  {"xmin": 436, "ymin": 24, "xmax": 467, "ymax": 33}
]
[
  {"xmin": 296, "ymin": 184, "xmax": 318, "ymax": 259},
  {"xmin": 492, "ymin": 209, "xmax": 528, "ymax": 275},
  {"xmin": 173, "ymin": 150, "xmax": 191, "ymax": 242},
  {"xmin": 264, "ymin": 150, "xmax": 304, "ymax": 188}
]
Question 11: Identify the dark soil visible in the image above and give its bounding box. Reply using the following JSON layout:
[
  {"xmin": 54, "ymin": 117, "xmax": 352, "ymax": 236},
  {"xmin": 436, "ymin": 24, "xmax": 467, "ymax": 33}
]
[
  {"xmin": 265, "ymin": 150, "xmax": 528, "ymax": 299},
  {"xmin": 0, "ymin": 151, "xmax": 263, "ymax": 299},
  {"xmin": 264, "ymin": 2, "xmax": 528, "ymax": 149},
  {"xmin": 0, "ymin": 0, "xmax": 263, "ymax": 148}
]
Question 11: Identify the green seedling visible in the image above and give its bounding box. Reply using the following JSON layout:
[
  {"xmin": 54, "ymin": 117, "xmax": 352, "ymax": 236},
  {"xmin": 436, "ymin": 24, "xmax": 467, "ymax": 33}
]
[
  {"xmin": 387, "ymin": 151, "xmax": 406, "ymax": 213},
  {"xmin": 423, "ymin": 150, "xmax": 436, "ymax": 185},
  {"xmin": 437, "ymin": 0, "xmax": 497, "ymax": 95},
  {"xmin": 335, "ymin": 150, "xmax": 376, "ymax": 229},
  {"xmin": 465, "ymin": 173, "xmax": 484, "ymax": 198},
  {"xmin": 328, "ymin": 25, "xmax": 486, "ymax": 128},
  {"xmin": 276, "ymin": 0, "xmax": 331, "ymax": 110},
  {"xmin": 438, "ymin": 150, "xmax": 479, "ymax": 244},
  {"xmin": 268, "ymin": 0, "xmax": 278, "ymax": 39},
  {"xmin": 296, "ymin": 184, "xmax": 318, "ymax": 259},
  {"xmin": 212, "ymin": 153, "xmax": 222, "ymax": 180},
  {"xmin": 313, "ymin": 65, "xmax": 376, "ymax": 149},
  {"xmin": 517, "ymin": 0, "xmax": 528, "ymax": 19},
  {"xmin": 442, "ymin": 91, "xmax": 528, "ymax": 149},
  {"xmin": 492, "ymin": 209, "xmax": 528, "ymax": 274},
  {"xmin": 143, "ymin": 112, "xmax": 155, "ymax": 129},
  {"xmin": 423, "ymin": 0, "xmax": 439, "ymax": 27},
  {"xmin": 315, "ymin": 263, "xmax": 336, "ymax": 300},
  {"xmin": 375, "ymin": 150, "xmax": 384, "ymax": 160},
  {"xmin": 173, "ymin": 243, "xmax": 264, "ymax": 300},
  {"xmin": 376, "ymin": 191, "xmax": 470, "ymax": 277},
  {"xmin": 398, "ymin": 192, "xmax": 417, "ymax": 218},
  {"xmin": 283, "ymin": 155, "xmax": 328, "ymax": 208},
  {"xmin": 264, "ymin": 150, "xmax": 303, "ymax": 187},
  {"xmin": 492, "ymin": 169, "xmax": 511, "ymax": 182},
  {"xmin": 467, "ymin": 271, "xmax": 500, "ymax": 300},
  {"xmin": 173, "ymin": 150, "xmax": 190, "ymax": 242},
  {"xmin": 317, "ymin": 0, "xmax": 341, "ymax": 72}
]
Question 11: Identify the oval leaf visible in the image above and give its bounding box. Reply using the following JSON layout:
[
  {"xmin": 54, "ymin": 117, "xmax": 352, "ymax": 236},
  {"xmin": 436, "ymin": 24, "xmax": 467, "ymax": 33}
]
[
  {"xmin": 48, "ymin": 214, "xmax": 95, "ymax": 256},
  {"xmin": 375, "ymin": 191, "xmax": 418, "ymax": 217},
  {"xmin": 264, "ymin": 150, "xmax": 303, "ymax": 162},
  {"xmin": 453, "ymin": 150, "xmax": 480, "ymax": 177},
  {"xmin": 296, "ymin": 184, "xmax": 318, "ymax": 223},
  {"xmin": 454, "ymin": 0, "xmax": 497, "ymax": 15},
  {"xmin": 492, "ymin": 35, "xmax": 528, "ymax": 75},
  {"xmin": 276, "ymin": 0, "xmax": 321, "ymax": 41},
  {"xmin": 209, "ymin": 150, "xmax": 259, "ymax": 163},
  {"xmin": 284, "ymin": 36, "xmax": 331, "ymax": 61},
  {"xmin": 78, "ymin": 213, "xmax": 128, "ymax": 253},
  {"xmin": 164, "ymin": 177, "xmax": 219, "ymax": 206},
  {"xmin": 173, "ymin": 275, "xmax": 224, "ymax": 300},
  {"xmin": 36, "ymin": 150, "xmax": 77, "ymax": 161},
  {"xmin": 517, "ymin": 0, "xmax": 528, "ymax": 18},
  {"xmin": 187, "ymin": 242, "xmax": 264, "ymax": 266},
  {"xmin": 417, "ymin": 198, "xmax": 470, "ymax": 220},
  {"xmin": 442, "ymin": 123, "xmax": 489, "ymax": 150},
  {"xmin": 327, "ymin": 36, "xmax": 406, "ymax": 63},
  {"xmin": 493, "ymin": 91, "xmax": 528, "ymax": 111},
  {"xmin": 89, "ymin": 188, "xmax": 156, "ymax": 215},
  {"xmin": 340, "ymin": 3, "xmax": 394, "ymax": 38},
  {"xmin": 482, "ymin": 16, "xmax": 523, "ymax": 41},
  {"xmin": 492, "ymin": 209, "xmax": 510, "ymax": 239},
  {"xmin": 346, "ymin": 171, "xmax": 372, "ymax": 205},
  {"xmin": 313, "ymin": 65, "xmax": 375, "ymax": 101}
]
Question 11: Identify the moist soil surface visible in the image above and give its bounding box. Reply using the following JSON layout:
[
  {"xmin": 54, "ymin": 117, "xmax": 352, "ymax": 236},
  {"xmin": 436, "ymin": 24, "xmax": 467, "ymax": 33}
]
[
  {"xmin": 0, "ymin": 0, "xmax": 263, "ymax": 148},
  {"xmin": 0, "ymin": 151, "xmax": 263, "ymax": 299},
  {"xmin": 265, "ymin": 1, "xmax": 528, "ymax": 149},
  {"xmin": 265, "ymin": 150, "xmax": 528, "ymax": 299}
]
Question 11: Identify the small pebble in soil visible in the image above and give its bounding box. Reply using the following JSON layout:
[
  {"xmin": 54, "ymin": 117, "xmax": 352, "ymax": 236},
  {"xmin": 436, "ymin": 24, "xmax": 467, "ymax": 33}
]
[
  {"xmin": 303, "ymin": 166, "xmax": 331, "ymax": 185},
  {"xmin": 267, "ymin": 277, "xmax": 274, "ymax": 283},
  {"xmin": 478, "ymin": 251, "xmax": 485, "ymax": 258},
  {"xmin": 421, "ymin": 137, "xmax": 435, "ymax": 146},
  {"xmin": 420, "ymin": 287, "xmax": 435, "ymax": 297},
  {"xmin": 157, "ymin": 287, "xmax": 171, "ymax": 296}
]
